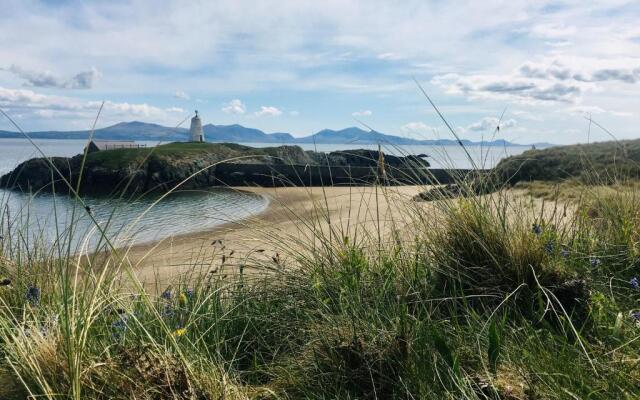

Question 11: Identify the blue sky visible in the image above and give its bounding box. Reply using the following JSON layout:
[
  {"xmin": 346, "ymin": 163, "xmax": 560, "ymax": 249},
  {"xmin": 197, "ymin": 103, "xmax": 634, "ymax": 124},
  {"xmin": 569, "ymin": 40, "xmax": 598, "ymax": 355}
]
[{"xmin": 0, "ymin": 0, "xmax": 639, "ymax": 144}]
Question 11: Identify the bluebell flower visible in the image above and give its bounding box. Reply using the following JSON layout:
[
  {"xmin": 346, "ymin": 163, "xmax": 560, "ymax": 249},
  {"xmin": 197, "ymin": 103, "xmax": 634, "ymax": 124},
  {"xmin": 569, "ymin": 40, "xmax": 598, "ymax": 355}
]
[
  {"xmin": 112, "ymin": 314, "xmax": 128, "ymax": 329},
  {"xmin": 161, "ymin": 289, "xmax": 172, "ymax": 300},
  {"xmin": 630, "ymin": 277, "xmax": 639, "ymax": 290},
  {"xmin": 111, "ymin": 314, "xmax": 128, "ymax": 339},
  {"xmin": 590, "ymin": 257, "xmax": 601, "ymax": 267},
  {"xmin": 631, "ymin": 311, "xmax": 640, "ymax": 323},
  {"xmin": 161, "ymin": 303, "xmax": 174, "ymax": 318},
  {"xmin": 544, "ymin": 240, "xmax": 554, "ymax": 254},
  {"xmin": 185, "ymin": 289, "xmax": 194, "ymax": 299},
  {"xmin": 26, "ymin": 286, "xmax": 40, "ymax": 305},
  {"xmin": 532, "ymin": 224, "xmax": 542, "ymax": 235}
]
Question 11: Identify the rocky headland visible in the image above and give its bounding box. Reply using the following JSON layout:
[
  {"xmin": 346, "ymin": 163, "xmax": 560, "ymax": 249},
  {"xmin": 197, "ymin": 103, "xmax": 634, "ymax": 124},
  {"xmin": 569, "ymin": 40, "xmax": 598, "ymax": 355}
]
[{"xmin": 1, "ymin": 142, "xmax": 434, "ymax": 195}]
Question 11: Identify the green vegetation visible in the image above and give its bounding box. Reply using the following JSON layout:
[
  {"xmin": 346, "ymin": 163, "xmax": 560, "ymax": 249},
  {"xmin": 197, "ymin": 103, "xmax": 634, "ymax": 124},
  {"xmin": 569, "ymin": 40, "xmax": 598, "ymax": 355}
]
[
  {"xmin": 495, "ymin": 138, "xmax": 640, "ymax": 184},
  {"xmin": 85, "ymin": 142, "xmax": 312, "ymax": 170},
  {"xmin": 2, "ymin": 139, "xmax": 640, "ymax": 399}
]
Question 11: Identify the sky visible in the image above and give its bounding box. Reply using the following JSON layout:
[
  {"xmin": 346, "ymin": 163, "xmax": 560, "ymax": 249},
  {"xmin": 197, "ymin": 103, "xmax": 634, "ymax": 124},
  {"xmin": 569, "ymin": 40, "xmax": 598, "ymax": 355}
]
[{"xmin": 0, "ymin": 0, "xmax": 639, "ymax": 144}]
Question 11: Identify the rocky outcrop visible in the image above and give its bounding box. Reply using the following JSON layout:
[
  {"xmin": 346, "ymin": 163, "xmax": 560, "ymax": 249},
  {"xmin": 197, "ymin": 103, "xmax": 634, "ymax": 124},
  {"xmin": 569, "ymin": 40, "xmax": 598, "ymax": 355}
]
[{"xmin": 1, "ymin": 143, "xmax": 435, "ymax": 196}]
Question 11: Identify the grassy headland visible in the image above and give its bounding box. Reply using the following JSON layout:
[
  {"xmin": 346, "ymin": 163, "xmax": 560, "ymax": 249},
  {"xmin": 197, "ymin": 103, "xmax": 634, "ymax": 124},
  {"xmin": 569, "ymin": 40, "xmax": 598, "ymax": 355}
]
[
  {"xmin": 1, "ymin": 139, "xmax": 640, "ymax": 399},
  {"xmin": 0, "ymin": 142, "xmax": 431, "ymax": 195},
  {"xmin": 494, "ymin": 138, "xmax": 640, "ymax": 184},
  {"xmin": 86, "ymin": 142, "xmax": 317, "ymax": 169}
]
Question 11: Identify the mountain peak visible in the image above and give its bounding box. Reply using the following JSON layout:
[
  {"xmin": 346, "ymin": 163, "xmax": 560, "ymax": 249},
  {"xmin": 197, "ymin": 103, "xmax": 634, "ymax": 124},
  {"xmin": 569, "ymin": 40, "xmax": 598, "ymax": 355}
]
[{"xmin": 0, "ymin": 121, "xmax": 541, "ymax": 147}]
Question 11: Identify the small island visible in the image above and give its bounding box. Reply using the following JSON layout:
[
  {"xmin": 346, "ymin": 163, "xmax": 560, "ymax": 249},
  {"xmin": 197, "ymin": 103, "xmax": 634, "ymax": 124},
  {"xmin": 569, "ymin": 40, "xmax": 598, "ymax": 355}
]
[{"xmin": 0, "ymin": 142, "xmax": 434, "ymax": 195}]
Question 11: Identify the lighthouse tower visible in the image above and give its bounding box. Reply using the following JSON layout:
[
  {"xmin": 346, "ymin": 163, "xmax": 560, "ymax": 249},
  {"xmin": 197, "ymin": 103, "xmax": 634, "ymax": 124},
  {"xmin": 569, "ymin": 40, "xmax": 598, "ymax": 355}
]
[{"xmin": 190, "ymin": 110, "xmax": 204, "ymax": 142}]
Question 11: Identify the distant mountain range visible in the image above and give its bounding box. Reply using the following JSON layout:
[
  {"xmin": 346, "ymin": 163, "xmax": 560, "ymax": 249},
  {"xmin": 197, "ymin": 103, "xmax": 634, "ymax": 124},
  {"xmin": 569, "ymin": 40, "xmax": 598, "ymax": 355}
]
[{"xmin": 0, "ymin": 121, "xmax": 551, "ymax": 147}]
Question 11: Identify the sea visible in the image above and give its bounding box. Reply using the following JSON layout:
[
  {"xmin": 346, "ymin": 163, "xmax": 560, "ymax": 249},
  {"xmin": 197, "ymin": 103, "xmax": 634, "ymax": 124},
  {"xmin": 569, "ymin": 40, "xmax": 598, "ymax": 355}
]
[{"xmin": 0, "ymin": 138, "xmax": 529, "ymax": 251}]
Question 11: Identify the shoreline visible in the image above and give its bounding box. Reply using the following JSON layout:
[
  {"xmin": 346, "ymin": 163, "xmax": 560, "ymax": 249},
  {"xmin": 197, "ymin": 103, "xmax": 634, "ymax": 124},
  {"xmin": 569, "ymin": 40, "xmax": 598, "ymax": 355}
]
[
  {"xmin": 123, "ymin": 185, "xmax": 427, "ymax": 286},
  {"xmin": 115, "ymin": 187, "xmax": 273, "ymax": 249}
]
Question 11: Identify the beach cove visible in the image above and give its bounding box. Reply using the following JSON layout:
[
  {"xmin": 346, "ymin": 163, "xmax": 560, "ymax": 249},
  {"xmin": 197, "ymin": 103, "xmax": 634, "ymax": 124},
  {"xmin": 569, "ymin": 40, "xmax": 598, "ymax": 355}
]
[{"xmin": 124, "ymin": 185, "xmax": 427, "ymax": 286}]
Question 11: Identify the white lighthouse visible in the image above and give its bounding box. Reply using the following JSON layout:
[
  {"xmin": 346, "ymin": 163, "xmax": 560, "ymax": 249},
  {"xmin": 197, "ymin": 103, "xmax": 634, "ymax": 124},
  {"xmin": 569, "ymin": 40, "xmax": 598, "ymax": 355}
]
[{"xmin": 189, "ymin": 110, "xmax": 204, "ymax": 142}]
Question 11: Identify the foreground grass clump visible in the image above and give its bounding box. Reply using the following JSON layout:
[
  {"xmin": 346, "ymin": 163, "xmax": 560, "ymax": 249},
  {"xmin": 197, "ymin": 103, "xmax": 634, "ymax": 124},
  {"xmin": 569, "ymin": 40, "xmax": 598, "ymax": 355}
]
[
  {"xmin": 2, "ymin": 180, "xmax": 640, "ymax": 398},
  {"xmin": 427, "ymin": 197, "xmax": 589, "ymax": 326}
]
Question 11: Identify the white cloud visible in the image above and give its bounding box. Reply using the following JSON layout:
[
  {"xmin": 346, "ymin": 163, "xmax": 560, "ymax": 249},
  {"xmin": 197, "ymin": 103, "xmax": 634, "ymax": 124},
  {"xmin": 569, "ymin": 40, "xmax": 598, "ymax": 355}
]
[
  {"xmin": 433, "ymin": 72, "xmax": 582, "ymax": 103},
  {"xmin": 0, "ymin": 1, "xmax": 639, "ymax": 142},
  {"xmin": 400, "ymin": 122, "xmax": 434, "ymax": 136},
  {"xmin": 511, "ymin": 110, "xmax": 543, "ymax": 121},
  {"xmin": 563, "ymin": 105, "xmax": 636, "ymax": 118},
  {"xmin": 174, "ymin": 90, "xmax": 190, "ymax": 100},
  {"xmin": 527, "ymin": 23, "xmax": 577, "ymax": 39},
  {"xmin": 432, "ymin": 57, "xmax": 640, "ymax": 104},
  {"xmin": 545, "ymin": 40, "xmax": 572, "ymax": 48},
  {"xmin": 255, "ymin": 106, "xmax": 282, "ymax": 117},
  {"xmin": 352, "ymin": 110, "xmax": 372, "ymax": 117},
  {"xmin": 466, "ymin": 117, "xmax": 517, "ymax": 132},
  {"xmin": 0, "ymin": 86, "xmax": 183, "ymax": 123},
  {"xmin": 519, "ymin": 60, "xmax": 640, "ymax": 83},
  {"xmin": 564, "ymin": 105, "xmax": 606, "ymax": 116},
  {"xmin": 221, "ymin": 99, "xmax": 246, "ymax": 114},
  {"xmin": 3, "ymin": 65, "xmax": 101, "ymax": 89},
  {"xmin": 377, "ymin": 52, "xmax": 403, "ymax": 60},
  {"xmin": 432, "ymin": 71, "xmax": 583, "ymax": 104},
  {"xmin": 97, "ymin": 101, "xmax": 184, "ymax": 118},
  {"xmin": 69, "ymin": 68, "xmax": 101, "ymax": 89}
]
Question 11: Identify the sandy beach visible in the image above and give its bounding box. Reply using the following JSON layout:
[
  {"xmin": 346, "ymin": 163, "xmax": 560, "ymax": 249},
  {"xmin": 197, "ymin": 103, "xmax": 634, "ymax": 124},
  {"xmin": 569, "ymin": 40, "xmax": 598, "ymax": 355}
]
[{"xmin": 124, "ymin": 185, "xmax": 428, "ymax": 286}]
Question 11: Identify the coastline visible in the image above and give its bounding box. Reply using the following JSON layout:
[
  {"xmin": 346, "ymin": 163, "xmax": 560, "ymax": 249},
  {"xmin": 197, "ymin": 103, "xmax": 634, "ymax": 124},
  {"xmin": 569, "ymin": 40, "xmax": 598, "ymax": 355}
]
[{"xmin": 124, "ymin": 185, "xmax": 427, "ymax": 286}]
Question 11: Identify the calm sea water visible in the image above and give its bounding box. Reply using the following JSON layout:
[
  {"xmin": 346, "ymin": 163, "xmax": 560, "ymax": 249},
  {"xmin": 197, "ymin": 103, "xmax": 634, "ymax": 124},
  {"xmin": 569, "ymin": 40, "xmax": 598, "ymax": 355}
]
[
  {"xmin": 0, "ymin": 138, "xmax": 528, "ymax": 250},
  {"xmin": 0, "ymin": 139, "xmax": 269, "ymax": 250}
]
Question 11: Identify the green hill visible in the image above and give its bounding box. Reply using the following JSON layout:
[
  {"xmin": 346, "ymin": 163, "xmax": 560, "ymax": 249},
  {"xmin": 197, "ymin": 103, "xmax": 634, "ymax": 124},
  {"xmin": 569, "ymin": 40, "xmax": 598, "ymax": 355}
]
[{"xmin": 494, "ymin": 138, "xmax": 640, "ymax": 184}]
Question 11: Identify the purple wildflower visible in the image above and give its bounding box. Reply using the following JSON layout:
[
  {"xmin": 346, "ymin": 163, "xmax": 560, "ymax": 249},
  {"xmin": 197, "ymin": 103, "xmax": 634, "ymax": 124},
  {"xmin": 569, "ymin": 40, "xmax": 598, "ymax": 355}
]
[
  {"xmin": 631, "ymin": 311, "xmax": 640, "ymax": 323},
  {"xmin": 161, "ymin": 303, "xmax": 174, "ymax": 318},
  {"xmin": 161, "ymin": 289, "xmax": 172, "ymax": 300},
  {"xmin": 590, "ymin": 257, "xmax": 601, "ymax": 267},
  {"xmin": 544, "ymin": 240, "xmax": 554, "ymax": 254},
  {"xmin": 630, "ymin": 277, "xmax": 639, "ymax": 290},
  {"xmin": 26, "ymin": 286, "xmax": 40, "ymax": 306},
  {"xmin": 532, "ymin": 224, "xmax": 543, "ymax": 235},
  {"xmin": 111, "ymin": 314, "xmax": 128, "ymax": 339}
]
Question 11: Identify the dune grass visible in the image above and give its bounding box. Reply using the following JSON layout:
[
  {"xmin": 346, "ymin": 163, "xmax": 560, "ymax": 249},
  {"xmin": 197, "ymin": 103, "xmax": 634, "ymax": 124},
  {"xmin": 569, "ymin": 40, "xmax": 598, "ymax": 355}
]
[{"xmin": 1, "ymin": 172, "xmax": 640, "ymax": 399}]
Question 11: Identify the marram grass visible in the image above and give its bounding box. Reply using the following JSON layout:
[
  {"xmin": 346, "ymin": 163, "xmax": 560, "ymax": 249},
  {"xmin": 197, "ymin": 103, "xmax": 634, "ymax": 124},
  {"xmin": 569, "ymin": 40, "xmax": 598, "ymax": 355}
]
[{"xmin": 2, "ymin": 159, "xmax": 640, "ymax": 399}]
